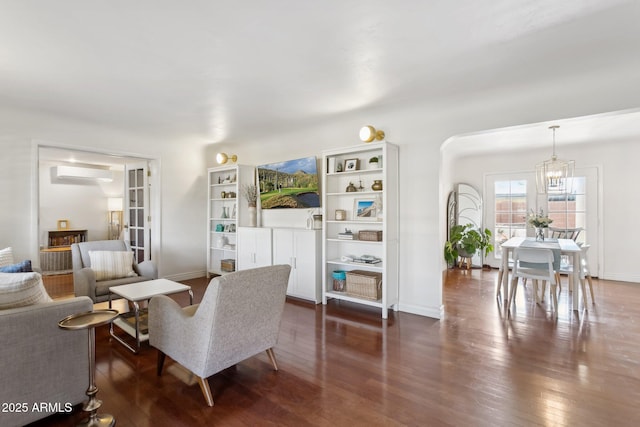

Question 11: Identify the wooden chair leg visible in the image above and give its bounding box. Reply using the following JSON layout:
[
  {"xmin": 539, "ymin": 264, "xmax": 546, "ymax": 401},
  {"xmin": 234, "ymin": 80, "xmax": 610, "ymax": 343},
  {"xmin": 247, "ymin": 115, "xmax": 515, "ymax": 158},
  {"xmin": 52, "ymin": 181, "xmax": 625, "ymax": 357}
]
[
  {"xmin": 266, "ymin": 348, "xmax": 278, "ymax": 371},
  {"xmin": 157, "ymin": 350, "xmax": 166, "ymax": 376},
  {"xmin": 197, "ymin": 376, "xmax": 214, "ymax": 407},
  {"xmin": 496, "ymin": 269, "xmax": 504, "ymax": 298}
]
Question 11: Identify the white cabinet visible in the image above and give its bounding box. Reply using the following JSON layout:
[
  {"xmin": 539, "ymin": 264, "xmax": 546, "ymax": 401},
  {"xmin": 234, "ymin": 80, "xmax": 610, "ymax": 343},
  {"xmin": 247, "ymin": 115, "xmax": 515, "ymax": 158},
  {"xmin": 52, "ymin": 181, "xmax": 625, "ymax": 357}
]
[
  {"xmin": 207, "ymin": 165, "xmax": 255, "ymax": 276},
  {"xmin": 321, "ymin": 142, "xmax": 399, "ymax": 318},
  {"xmin": 273, "ymin": 228, "xmax": 321, "ymax": 303},
  {"xmin": 237, "ymin": 227, "xmax": 272, "ymax": 270}
]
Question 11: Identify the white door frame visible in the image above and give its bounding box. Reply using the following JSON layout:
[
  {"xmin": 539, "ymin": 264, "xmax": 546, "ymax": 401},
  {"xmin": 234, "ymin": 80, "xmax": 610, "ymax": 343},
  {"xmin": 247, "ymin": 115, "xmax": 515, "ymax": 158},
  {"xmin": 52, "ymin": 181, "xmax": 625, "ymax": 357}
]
[{"xmin": 31, "ymin": 140, "xmax": 162, "ymax": 275}]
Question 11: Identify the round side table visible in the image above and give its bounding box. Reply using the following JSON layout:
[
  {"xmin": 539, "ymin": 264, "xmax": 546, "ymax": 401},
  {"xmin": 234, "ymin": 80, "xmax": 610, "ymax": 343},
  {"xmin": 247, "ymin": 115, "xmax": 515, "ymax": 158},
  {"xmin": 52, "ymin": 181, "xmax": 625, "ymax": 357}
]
[{"xmin": 58, "ymin": 309, "xmax": 119, "ymax": 427}]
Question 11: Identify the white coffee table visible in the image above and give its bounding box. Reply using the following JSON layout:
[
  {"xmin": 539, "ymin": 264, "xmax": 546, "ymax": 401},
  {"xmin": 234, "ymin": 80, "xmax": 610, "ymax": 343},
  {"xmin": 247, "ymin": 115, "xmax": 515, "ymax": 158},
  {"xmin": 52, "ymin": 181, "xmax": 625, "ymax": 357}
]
[{"xmin": 109, "ymin": 279, "xmax": 193, "ymax": 353}]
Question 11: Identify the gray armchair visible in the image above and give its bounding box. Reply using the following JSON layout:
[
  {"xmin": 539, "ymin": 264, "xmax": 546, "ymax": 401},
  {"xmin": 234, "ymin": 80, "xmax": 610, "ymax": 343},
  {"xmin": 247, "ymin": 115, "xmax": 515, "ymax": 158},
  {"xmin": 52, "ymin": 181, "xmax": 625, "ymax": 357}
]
[
  {"xmin": 148, "ymin": 264, "xmax": 291, "ymax": 406},
  {"xmin": 71, "ymin": 240, "xmax": 157, "ymax": 303}
]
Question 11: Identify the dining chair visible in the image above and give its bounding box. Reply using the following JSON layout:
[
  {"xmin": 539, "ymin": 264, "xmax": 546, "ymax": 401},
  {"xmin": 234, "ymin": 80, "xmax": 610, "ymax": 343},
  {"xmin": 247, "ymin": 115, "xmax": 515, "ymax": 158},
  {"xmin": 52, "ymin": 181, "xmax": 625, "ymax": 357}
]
[
  {"xmin": 508, "ymin": 248, "xmax": 560, "ymax": 318},
  {"xmin": 548, "ymin": 227, "xmax": 583, "ymax": 241},
  {"xmin": 557, "ymin": 244, "xmax": 594, "ymax": 307}
]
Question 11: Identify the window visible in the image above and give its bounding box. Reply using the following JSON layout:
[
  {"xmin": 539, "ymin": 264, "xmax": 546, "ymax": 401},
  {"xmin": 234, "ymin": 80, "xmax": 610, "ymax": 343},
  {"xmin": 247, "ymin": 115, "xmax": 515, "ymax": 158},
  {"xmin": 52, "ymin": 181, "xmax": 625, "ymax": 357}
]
[
  {"xmin": 494, "ymin": 180, "xmax": 527, "ymax": 259},
  {"xmin": 546, "ymin": 177, "xmax": 587, "ymax": 245}
]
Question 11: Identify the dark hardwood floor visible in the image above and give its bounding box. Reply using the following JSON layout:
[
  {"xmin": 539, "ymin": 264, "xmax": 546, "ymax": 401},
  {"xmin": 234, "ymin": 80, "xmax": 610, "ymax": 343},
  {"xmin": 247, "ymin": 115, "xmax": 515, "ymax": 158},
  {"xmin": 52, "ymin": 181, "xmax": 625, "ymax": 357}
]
[{"xmin": 30, "ymin": 269, "xmax": 640, "ymax": 426}]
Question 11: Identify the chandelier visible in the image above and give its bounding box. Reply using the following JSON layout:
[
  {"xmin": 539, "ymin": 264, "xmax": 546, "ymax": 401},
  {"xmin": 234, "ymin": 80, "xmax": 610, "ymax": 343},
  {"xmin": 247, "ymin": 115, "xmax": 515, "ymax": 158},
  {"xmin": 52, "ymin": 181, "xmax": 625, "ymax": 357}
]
[{"xmin": 535, "ymin": 125, "xmax": 574, "ymax": 194}]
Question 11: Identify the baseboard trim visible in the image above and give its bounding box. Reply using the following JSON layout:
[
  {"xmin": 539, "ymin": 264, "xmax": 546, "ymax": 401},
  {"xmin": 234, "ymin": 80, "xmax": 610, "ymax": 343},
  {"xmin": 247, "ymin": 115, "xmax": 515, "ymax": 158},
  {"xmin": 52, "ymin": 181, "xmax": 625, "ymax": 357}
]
[
  {"xmin": 397, "ymin": 302, "xmax": 442, "ymax": 320},
  {"xmin": 602, "ymin": 272, "xmax": 640, "ymax": 284},
  {"xmin": 164, "ymin": 270, "xmax": 207, "ymax": 282}
]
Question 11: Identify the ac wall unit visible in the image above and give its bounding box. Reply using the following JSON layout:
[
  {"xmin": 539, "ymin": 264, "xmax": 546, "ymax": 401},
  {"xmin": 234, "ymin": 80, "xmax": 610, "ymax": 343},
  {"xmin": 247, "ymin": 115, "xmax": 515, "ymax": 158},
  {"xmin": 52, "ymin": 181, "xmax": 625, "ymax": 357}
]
[{"xmin": 54, "ymin": 165, "xmax": 113, "ymax": 182}]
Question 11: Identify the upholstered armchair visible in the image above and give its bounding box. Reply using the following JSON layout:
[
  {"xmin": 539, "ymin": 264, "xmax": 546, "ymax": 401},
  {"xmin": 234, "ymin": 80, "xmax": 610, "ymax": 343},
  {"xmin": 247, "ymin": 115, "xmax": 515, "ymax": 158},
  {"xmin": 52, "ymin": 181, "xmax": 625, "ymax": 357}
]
[
  {"xmin": 71, "ymin": 240, "xmax": 157, "ymax": 303},
  {"xmin": 148, "ymin": 264, "xmax": 291, "ymax": 406}
]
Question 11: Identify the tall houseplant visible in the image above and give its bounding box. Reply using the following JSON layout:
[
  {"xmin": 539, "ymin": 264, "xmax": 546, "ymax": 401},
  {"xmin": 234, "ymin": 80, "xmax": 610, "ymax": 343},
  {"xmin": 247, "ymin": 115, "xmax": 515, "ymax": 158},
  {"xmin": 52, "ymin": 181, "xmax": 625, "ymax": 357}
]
[{"xmin": 444, "ymin": 224, "xmax": 494, "ymax": 268}]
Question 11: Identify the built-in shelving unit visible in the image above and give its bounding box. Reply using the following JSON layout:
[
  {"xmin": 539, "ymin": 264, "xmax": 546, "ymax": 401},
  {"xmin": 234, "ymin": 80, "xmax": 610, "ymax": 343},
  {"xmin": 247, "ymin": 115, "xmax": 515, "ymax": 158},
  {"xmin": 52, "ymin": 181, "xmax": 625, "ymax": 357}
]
[
  {"xmin": 321, "ymin": 142, "xmax": 399, "ymax": 318},
  {"xmin": 207, "ymin": 165, "xmax": 255, "ymax": 277}
]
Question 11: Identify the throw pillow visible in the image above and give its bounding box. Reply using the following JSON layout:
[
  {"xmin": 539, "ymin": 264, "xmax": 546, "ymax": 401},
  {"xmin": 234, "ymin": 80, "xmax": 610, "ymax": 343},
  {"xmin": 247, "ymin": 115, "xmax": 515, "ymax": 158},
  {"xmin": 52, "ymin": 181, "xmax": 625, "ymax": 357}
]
[
  {"xmin": 0, "ymin": 272, "xmax": 52, "ymax": 309},
  {"xmin": 88, "ymin": 251, "xmax": 137, "ymax": 281},
  {"xmin": 0, "ymin": 247, "xmax": 14, "ymax": 267},
  {"xmin": 0, "ymin": 259, "xmax": 33, "ymax": 273}
]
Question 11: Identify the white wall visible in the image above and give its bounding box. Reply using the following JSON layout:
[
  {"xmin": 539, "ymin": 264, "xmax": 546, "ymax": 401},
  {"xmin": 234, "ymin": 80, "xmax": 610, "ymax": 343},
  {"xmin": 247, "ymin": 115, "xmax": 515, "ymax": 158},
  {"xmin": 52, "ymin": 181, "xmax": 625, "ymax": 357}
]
[
  {"xmin": 39, "ymin": 161, "xmax": 124, "ymax": 245},
  {"xmin": 0, "ymin": 107, "xmax": 207, "ymax": 280},
  {"xmin": 448, "ymin": 138, "xmax": 640, "ymax": 283},
  {"xmin": 207, "ymin": 66, "xmax": 640, "ymax": 319}
]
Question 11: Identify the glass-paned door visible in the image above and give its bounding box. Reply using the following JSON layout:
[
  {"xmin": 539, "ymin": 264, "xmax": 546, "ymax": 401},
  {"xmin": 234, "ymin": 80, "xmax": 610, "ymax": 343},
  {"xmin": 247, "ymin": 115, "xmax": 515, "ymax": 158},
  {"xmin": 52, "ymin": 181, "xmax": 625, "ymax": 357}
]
[{"xmin": 125, "ymin": 162, "xmax": 150, "ymax": 262}]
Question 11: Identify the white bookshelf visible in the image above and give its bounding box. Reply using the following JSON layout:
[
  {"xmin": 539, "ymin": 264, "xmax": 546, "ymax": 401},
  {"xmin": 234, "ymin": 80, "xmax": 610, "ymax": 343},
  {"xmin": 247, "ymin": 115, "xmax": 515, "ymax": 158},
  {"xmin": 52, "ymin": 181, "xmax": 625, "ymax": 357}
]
[{"xmin": 321, "ymin": 142, "xmax": 399, "ymax": 318}]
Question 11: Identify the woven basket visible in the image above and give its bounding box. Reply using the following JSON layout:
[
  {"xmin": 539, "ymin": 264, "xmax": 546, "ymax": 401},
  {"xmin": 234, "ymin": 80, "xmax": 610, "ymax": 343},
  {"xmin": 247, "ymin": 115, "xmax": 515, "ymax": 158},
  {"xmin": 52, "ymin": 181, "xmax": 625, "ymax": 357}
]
[
  {"xmin": 346, "ymin": 270, "xmax": 382, "ymax": 300},
  {"xmin": 221, "ymin": 259, "xmax": 236, "ymax": 272},
  {"xmin": 358, "ymin": 230, "xmax": 383, "ymax": 241}
]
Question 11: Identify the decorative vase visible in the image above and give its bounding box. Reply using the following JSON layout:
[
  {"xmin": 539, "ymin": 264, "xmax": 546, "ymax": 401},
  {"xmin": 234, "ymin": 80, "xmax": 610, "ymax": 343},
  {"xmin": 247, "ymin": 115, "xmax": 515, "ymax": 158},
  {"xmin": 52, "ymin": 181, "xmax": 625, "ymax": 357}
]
[
  {"xmin": 248, "ymin": 206, "xmax": 257, "ymax": 227},
  {"xmin": 371, "ymin": 180, "xmax": 383, "ymax": 191},
  {"xmin": 535, "ymin": 227, "xmax": 545, "ymax": 241},
  {"xmin": 221, "ymin": 207, "xmax": 228, "ymax": 219}
]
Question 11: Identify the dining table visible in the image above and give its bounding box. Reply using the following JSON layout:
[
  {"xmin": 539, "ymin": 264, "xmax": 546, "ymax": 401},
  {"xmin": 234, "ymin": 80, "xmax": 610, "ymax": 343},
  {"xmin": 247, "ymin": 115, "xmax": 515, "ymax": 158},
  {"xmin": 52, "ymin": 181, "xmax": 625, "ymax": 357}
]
[{"xmin": 499, "ymin": 236, "xmax": 582, "ymax": 310}]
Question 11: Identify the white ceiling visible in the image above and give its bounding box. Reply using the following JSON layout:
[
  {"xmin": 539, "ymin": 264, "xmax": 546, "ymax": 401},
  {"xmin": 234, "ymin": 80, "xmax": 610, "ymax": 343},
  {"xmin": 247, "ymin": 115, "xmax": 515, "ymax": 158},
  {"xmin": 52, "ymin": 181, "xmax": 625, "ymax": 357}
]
[{"xmin": 2, "ymin": 0, "xmax": 640, "ymax": 153}]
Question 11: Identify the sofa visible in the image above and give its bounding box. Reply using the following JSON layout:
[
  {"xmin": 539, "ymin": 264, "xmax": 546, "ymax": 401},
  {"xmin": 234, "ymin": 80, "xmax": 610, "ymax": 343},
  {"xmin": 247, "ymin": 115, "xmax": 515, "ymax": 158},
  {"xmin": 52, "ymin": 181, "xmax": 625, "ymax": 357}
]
[
  {"xmin": 72, "ymin": 240, "xmax": 158, "ymax": 303},
  {"xmin": 0, "ymin": 271, "xmax": 93, "ymax": 427}
]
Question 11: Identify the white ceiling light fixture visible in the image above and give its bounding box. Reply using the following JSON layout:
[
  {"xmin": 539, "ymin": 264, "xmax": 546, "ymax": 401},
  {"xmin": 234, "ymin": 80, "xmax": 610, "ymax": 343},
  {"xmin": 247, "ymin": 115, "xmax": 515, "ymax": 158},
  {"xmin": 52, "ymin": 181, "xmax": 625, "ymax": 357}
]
[
  {"xmin": 216, "ymin": 153, "xmax": 237, "ymax": 164},
  {"xmin": 535, "ymin": 125, "xmax": 574, "ymax": 194},
  {"xmin": 359, "ymin": 125, "xmax": 385, "ymax": 143}
]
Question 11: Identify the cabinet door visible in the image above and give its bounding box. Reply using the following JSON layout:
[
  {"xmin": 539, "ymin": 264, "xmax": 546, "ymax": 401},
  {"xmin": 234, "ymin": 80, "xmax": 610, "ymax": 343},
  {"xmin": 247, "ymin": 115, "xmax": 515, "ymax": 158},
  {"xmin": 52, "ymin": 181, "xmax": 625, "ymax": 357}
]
[
  {"xmin": 237, "ymin": 227, "xmax": 272, "ymax": 270},
  {"xmin": 272, "ymin": 229, "xmax": 295, "ymax": 293},
  {"xmin": 253, "ymin": 228, "xmax": 273, "ymax": 267},
  {"xmin": 292, "ymin": 230, "xmax": 320, "ymax": 302}
]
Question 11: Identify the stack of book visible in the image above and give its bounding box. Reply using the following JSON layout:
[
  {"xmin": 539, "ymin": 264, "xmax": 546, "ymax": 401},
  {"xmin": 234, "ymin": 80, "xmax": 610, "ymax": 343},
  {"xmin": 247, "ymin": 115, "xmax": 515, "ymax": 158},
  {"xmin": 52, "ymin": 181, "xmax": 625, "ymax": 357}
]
[
  {"xmin": 338, "ymin": 230, "xmax": 354, "ymax": 240},
  {"xmin": 352, "ymin": 256, "xmax": 382, "ymax": 264}
]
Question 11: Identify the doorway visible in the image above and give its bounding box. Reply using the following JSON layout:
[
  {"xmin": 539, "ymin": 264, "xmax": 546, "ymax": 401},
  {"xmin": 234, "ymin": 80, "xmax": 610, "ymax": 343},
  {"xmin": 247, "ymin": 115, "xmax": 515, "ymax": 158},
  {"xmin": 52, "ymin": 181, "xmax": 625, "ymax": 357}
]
[{"xmin": 35, "ymin": 144, "xmax": 161, "ymax": 288}]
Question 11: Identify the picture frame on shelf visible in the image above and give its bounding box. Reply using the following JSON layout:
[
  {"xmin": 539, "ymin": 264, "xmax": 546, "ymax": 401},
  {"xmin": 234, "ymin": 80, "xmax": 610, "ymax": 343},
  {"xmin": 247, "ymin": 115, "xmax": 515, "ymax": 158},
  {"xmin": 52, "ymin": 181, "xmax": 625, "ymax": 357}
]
[
  {"xmin": 57, "ymin": 219, "xmax": 69, "ymax": 230},
  {"xmin": 354, "ymin": 198, "xmax": 376, "ymax": 220},
  {"xmin": 344, "ymin": 159, "xmax": 359, "ymax": 171}
]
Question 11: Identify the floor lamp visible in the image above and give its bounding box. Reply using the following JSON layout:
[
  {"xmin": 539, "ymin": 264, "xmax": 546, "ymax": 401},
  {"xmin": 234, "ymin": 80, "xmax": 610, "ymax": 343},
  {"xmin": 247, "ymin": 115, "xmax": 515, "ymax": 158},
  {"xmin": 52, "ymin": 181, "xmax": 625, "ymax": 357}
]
[{"xmin": 107, "ymin": 197, "xmax": 123, "ymax": 240}]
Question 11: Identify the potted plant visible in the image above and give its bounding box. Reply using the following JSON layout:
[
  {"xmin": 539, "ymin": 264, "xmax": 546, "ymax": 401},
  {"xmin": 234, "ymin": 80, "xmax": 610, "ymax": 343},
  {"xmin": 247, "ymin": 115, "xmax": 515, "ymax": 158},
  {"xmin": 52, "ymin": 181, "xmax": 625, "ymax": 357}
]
[
  {"xmin": 242, "ymin": 184, "xmax": 258, "ymax": 226},
  {"xmin": 444, "ymin": 224, "xmax": 493, "ymax": 268},
  {"xmin": 368, "ymin": 156, "xmax": 380, "ymax": 169}
]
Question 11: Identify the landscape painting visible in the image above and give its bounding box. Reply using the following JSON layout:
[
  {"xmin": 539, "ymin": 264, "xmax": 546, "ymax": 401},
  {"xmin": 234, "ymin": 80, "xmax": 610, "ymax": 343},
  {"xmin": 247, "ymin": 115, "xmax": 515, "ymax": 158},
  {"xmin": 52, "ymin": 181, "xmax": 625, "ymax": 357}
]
[{"xmin": 257, "ymin": 156, "xmax": 320, "ymax": 208}]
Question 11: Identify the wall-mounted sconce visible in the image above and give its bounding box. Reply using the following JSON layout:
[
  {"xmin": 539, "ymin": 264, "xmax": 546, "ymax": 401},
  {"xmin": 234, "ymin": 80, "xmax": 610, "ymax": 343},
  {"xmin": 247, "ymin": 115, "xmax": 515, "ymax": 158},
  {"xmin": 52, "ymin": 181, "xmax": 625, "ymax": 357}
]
[
  {"xmin": 359, "ymin": 125, "xmax": 385, "ymax": 143},
  {"xmin": 216, "ymin": 152, "xmax": 238, "ymax": 164},
  {"xmin": 107, "ymin": 197, "xmax": 123, "ymax": 240}
]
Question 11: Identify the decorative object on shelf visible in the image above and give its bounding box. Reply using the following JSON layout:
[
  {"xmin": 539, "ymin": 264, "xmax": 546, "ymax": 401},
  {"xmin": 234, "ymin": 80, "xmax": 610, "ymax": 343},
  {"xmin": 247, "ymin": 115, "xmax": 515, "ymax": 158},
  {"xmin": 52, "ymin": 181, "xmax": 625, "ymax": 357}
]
[
  {"xmin": 215, "ymin": 224, "xmax": 224, "ymax": 232},
  {"xmin": 527, "ymin": 208, "xmax": 553, "ymax": 241},
  {"xmin": 242, "ymin": 184, "xmax": 258, "ymax": 227},
  {"xmin": 368, "ymin": 156, "xmax": 380, "ymax": 169},
  {"xmin": 344, "ymin": 158, "xmax": 359, "ymax": 171},
  {"xmin": 375, "ymin": 194, "xmax": 383, "ymax": 221},
  {"xmin": 443, "ymin": 223, "xmax": 493, "ymax": 268},
  {"xmin": 57, "ymin": 219, "xmax": 69, "ymax": 230},
  {"xmin": 346, "ymin": 182, "xmax": 358, "ymax": 192},
  {"xmin": 359, "ymin": 125, "xmax": 385, "ymax": 143},
  {"xmin": 338, "ymin": 228, "xmax": 354, "ymax": 240},
  {"xmin": 371, "ymin": 180, "xmax": 383, "ymax": 191},
  {"xmin": 216, "ymin": 152, "xmax": 237, "ymax": 164},
  {"xmin": 335, "ymin": 209, "xmax": 346, "ymax": 221},
  {"xmin": 220, "ymin": 191, "xmax": 226, "ymax": 198},
  {"xmin": 220, "ymin": 207, "xmax": 229, "ymax": 219},
  {"xmin": 216, "ymin": 234, "xmax": 228, "ymax": 248},
  {"xmin": 535, "ymin": 125, "xmax": 575, "ymax": 194},
  {"xmin": 231, "ymin": 204, "xmax": 236, "ymax": 219},
  {"xmin": 336, "ymin": 162, "xmax": 343, "ymax": 172},
  {"xmin": 332, "ymin": 270, "xmax": 346, "ymax": 292},
  {"xmin": 354, "ymin": 198, "xmax": 377, "ymax": 220}
]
